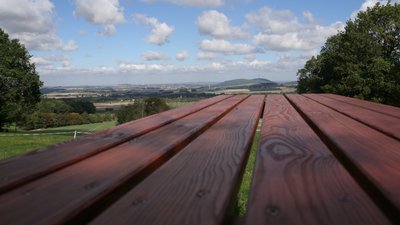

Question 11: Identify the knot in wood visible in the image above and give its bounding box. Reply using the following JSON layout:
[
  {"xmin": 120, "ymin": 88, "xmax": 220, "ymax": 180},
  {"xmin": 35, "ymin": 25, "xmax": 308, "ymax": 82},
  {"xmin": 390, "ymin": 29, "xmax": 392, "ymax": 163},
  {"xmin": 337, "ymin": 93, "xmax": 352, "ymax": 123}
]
[
  {"xmin": 265, "ymin": 206, "xmax": 280, "ymax": 217},
  {"xmin": 131, "ymin": 197, "xmax": 146, "ymax": 206},
  {"xmin": 196, "ymin": 190, "xmax": 210, "ymax": 199},
  {"xmin": 339, "ymin": 195, "xmax": 352, "ymax": 203},
  {"xmin": 84, "ymin": 181, "xmax": 99, "ymax": 190}
]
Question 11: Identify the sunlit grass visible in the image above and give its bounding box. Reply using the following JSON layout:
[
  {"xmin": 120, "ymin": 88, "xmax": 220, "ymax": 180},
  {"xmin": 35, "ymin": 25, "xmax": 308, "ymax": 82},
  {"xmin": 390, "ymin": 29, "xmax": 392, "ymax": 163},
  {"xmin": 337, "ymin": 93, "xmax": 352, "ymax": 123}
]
[{"xmin": 0, "ymin": 121, "xmax": 116, "ymax": 160}]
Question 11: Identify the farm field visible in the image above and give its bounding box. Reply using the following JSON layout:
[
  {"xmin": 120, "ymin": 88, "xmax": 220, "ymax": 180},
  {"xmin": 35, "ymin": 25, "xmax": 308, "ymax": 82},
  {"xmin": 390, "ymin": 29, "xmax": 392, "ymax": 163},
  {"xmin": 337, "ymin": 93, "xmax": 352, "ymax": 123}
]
[{"xmin": 0, "ymin": 121, "xmax": 116, "ymax": 160}]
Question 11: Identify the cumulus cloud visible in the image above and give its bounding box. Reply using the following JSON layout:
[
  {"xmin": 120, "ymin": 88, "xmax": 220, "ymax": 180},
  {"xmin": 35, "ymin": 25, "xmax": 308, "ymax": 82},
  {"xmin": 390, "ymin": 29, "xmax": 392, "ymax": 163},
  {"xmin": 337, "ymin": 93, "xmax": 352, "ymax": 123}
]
[
  {"xmin": 0, "ymin": 0, "xmax": 78, "ymax": 51},
  {"xmin": 141, "ymin": 51, "xmax": 168, "ymax": 61},
  {"xmin": 176, "ymin": 51, "xmax": 188, "ymax": 61},
  {"xmin": 31, "ymin": 55, "xmax": 70, "ymax": 66},
  {"xmin": 134, "ymin": 14, "xmax": 174, "ymax": 45},
  {"xmin": 247, "ymin": 7, "xmax": 344, "ymax": 51},
  {"xmin": 196, "ymin": 51, "xmax": 222, "ymax": 61},
  {"xmin": 74, "ymin": 0, "xmax": 125, "ymax": 36},
  {"xmin": 351, "ymin": 0, "xmax": 399, "ymax": 19},
  {"xmin": 197, "ymin": 10, "xmax": 248, "ymax": 39},
  {"xmin": 141, "ymin": 0, "xmax": 225, "ymax": 7},
  {"xmin": 200, "ymin": 39, "xmax": 261, "ymax": 55}
]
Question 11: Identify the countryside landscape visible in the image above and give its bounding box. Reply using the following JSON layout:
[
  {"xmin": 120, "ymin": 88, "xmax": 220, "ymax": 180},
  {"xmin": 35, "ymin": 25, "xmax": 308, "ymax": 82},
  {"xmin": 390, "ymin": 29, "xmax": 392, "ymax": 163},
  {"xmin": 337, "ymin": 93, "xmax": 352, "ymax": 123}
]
[{"xmin": 0, "ymin": 0, "xmax": 399, "ymax": 224}]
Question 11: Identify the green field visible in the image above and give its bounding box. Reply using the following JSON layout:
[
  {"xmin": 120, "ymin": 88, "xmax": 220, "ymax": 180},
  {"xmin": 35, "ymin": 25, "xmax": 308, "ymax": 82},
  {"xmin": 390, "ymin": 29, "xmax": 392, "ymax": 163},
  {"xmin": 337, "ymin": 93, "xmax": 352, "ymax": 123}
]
[
  {"xmin": 235, "ymin": 122, "xmax": 261, "ymax": 216},
  {"xmin": 0, "ymin": 121, "xmax": 116, "ymax": 160}
]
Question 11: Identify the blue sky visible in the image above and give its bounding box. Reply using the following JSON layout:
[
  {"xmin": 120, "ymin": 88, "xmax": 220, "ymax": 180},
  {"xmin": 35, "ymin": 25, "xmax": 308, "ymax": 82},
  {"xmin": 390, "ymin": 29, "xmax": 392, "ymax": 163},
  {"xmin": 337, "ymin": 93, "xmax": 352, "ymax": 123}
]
[{"xmin": 0, "ymin": 0, "xmax": 394, "ymax": 86}]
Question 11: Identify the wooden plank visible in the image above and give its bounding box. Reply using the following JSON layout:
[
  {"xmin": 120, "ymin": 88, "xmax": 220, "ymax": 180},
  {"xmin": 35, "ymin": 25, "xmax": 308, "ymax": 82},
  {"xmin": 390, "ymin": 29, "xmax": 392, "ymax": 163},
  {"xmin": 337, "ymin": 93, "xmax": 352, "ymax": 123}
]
[
  {"xmin": 286, "ymin": 94, "xmax": 400, "ymax": 217},
  {"xmin": 304, "ymin": 94, "xmax": 400, "ymax": 140},
  {"xmin": 0, "ymin": 95, "xmax": 230, "ymax": 193},
  {"xmin": 90, "ymin": 95, "xmax": 265, "ymax": 225},
  {"xmin": 322, "ymin": 94, "xmax": 400, "ymax": 119},
  {"xmin": 244, "ymin": 95, "xmax": 390, "ymax": 225},
  {"xmin": 0, "ymin": 95, "xmax": 247, "ymax": 225}
]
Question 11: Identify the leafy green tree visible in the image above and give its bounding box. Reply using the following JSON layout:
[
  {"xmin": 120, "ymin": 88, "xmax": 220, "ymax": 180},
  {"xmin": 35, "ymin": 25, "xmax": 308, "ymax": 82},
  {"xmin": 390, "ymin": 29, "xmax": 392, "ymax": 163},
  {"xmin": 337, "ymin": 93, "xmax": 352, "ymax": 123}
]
[
  {"xmin": 144, "ymin": 97, "xmax": 170, "ymax": 115},
  {"xmin": 66, "ymin": 101, "xmax": 96, "ymax": 114},
  {"xmin": 116, "ymin": 97, "xmax": 170, "ymax": 124},
  {"xmin": 36, "ymin": 99, "xmax": 72, "ymax": 113},
  {"xmin": 116, "ymin": 100, "xmax": 145, "ymax": 124},
  {"xmin": 298, "ymin": 2, "xmax": 400, "ymax": 106},
  {"xmin": 0, "ymin": 28, "xmax": 42, "ymax": 128}
]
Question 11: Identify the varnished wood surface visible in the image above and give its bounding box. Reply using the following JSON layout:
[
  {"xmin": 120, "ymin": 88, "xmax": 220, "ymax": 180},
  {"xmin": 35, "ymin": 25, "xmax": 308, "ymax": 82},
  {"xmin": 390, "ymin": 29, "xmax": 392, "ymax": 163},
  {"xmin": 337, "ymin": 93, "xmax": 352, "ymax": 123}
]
[
  {"xmin": 322, "ymin": 94, "xmax": 400, "ymax": 119},
  {"xmin": 244, "ymin": 95, "xmax": 390, "ymax": 225},
  {"xmin": 0, "ymin": 95, "xmax": 230, "ymax": 193},
  {"xmin": 304, "ymin": 94, "xmax": 400, "ymax": 140},
  {"xmin": 0, "ymin": 95, "xmax": 247, "ymax": 225},
  {"xmin": 0, "ymin": 94, "xmax": 399, "ymax": 225},
  {"xmin": 90, "ymin": 95, "xmax": 265, "ymax": 225},
  {"xmin": 286, "ymin": 94, "xmax": 400, "ymax": 213}
]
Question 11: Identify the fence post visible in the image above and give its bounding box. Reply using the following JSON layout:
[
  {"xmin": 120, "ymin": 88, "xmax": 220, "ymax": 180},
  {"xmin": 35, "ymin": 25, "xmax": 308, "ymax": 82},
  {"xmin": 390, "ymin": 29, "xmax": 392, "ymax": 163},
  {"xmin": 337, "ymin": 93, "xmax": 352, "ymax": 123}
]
[{"xmin": 74, "ymin": 130, "xmax": 77, "ymax": 139}]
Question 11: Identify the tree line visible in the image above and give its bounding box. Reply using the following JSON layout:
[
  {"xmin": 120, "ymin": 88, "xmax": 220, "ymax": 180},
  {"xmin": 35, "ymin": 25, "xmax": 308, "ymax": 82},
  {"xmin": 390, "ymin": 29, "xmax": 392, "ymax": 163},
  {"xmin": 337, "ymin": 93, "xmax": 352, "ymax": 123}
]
[
  {"xmin": 20, "ymin": 99, "xmax": 114, "ymax": 130},
  {"xmin": 116, "ymin": 97, "xmax": 170, "ymax": 124},
  {"xmin": 298, "ymin": 2, "xmax": 400, "ymax": 106}
]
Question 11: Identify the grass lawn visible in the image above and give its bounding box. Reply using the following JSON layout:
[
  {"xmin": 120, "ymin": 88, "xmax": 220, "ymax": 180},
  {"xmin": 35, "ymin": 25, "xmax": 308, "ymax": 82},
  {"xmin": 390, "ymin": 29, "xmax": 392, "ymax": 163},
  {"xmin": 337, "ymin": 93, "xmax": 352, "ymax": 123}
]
[
  {"xmin": 0, "ymin": 120, "xmax": 116, "ymax": 160},
  {"xmin": 235, "ymin": 120, "xmax": 261, "ymax": 216},
  {"xmin": 166, "ymin": 100, "xmax": 195, "ymax": 109}
]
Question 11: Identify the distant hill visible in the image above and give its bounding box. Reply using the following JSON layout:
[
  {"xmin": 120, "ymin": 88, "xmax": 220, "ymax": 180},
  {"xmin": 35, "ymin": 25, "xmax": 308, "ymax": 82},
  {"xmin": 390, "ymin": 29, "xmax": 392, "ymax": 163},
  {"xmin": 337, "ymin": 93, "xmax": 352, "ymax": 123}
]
[{"xmin": 214, "ymin": 78, "xmax": 277, "ymax": 89}]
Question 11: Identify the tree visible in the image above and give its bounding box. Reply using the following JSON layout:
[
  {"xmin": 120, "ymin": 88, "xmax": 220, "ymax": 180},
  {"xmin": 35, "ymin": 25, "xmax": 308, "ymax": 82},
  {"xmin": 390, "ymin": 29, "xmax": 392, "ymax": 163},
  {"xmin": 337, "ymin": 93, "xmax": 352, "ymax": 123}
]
[
  {"xmin": 0, "ymin": 28, "xmax": 42, "ymax": 128},
  {"xmin": 66, "ymin": 101, "xmax": 96, "ymax": 114},
  {"xmin": 298, "ymin": 2, "xmax": 400, "ymax": 106},
  {"xmin": 144, "ymin": 97, "xmax": 170, "ymax": 115},
  {"xmin": 116, "ymin": 97, "xmax": 170, "ymax": 124}
]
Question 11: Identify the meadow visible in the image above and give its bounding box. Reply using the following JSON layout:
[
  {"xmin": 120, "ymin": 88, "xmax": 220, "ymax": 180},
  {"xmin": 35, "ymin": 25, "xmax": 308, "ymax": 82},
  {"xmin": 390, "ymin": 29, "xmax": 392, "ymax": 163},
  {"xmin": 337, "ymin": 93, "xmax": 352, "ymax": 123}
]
[{"xmin": 0, "ymin": 121, "xmax": 116, "ymax": 160}]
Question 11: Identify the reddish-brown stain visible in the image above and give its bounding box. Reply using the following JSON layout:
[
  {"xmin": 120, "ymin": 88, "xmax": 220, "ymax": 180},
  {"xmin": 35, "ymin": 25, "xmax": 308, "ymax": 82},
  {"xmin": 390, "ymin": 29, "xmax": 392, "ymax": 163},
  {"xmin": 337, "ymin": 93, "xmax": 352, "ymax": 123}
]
[
  {"xmin": 286, "ymin": 94, "xmax": 400, "ymax": 212},
  {"xmin": 304, "ymin": 94, "xmax": 400, "ymax": 140},
  {"xmin": 244, "ymin": 95, "xmax": 390, "ymax": 225},
  {"xmin": 0, "ymin": 95, "xmax": 246, "ymax": 225},
  {"xmin": 0, "ymin": 95, "xmax": 230, "ymax": 193},
  {"xmin": 0, "ymin": 94, "xmax": 398, "ymax": 225}
]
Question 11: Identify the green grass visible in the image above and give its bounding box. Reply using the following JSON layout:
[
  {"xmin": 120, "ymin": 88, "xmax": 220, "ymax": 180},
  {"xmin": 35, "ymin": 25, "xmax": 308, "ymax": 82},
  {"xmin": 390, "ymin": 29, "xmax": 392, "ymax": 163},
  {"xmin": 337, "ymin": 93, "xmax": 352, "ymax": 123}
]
[
  {"xmin": 235, "ymin": 121, "xmax": 261, "ymax": 216},
  {"xmin": 166, "ymin": 101, "xmax": 195, "ymax": 109},
  {"xmin": 0, "ymin": 135, "xmax": 73, "ymax": 160},
  {"xmin": 39, "ymin": 120, "xmax": 116, "ymax": 133},
  {"xmin": 0, "ymin": 121, "xmax": 116, "ymax": 160}
]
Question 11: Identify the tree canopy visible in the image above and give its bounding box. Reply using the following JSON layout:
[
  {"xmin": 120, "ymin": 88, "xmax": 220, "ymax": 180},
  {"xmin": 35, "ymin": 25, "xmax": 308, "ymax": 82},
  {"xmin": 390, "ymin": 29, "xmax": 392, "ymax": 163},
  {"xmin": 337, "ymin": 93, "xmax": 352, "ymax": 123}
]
[
  {"xmin": 117, "ymin": 97, "xmax": 170, "ymax": 124},
  {"xmin": 297, "ymin": 3, "xmax": 400, "ymax": 106},
  {"xmin": 0, "ymin": 28, "xmax": 42, "ymax": 128}
]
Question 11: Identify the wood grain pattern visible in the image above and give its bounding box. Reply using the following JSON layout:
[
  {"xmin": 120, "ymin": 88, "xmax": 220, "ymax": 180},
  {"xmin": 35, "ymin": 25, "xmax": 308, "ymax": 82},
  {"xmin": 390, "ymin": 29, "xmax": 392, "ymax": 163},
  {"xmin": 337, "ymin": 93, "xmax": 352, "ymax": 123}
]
[
  {"xmin": 89, "ymin": 95, "xmax": 265, "ymax": 225},
  {"xmin": 0, "ymin": 95, "xmax": 230, "ymax": 193},
  {"xmin": 322, "ymin": 94, "xmax": 400, "ymax": 119},
  {"xmin": 0, "ymin": 95, "xmax": 246, "ymax": 225},
  {"xmin": 286, "ymin": 94, "xmax": 400, "ymax": 213},
  {"xmin": 304, "ymin": 94, "xmax": 400, "ymax": 140},
  {"xmin": 244, "ymin": 95, "xmax": 390, "ymax": 225}
]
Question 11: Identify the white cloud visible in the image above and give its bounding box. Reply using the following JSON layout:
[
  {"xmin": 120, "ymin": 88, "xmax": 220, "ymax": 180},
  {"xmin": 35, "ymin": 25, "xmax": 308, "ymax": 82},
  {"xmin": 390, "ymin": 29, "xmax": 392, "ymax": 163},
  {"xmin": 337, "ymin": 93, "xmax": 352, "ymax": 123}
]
[
  {"xmin": 197, "ymin": 10, "xmax": 248, "ymax": 39},
  {"xmin": 0, "ymin": 0, "xmax": 78, "ymax": 51},
  {"xmin": 351, "ymin": 0, "xmax": 399, "ymax": 19},
  {"xmin": 31, "ymin": 55, "xmax": 70, "ymax": 67},
  {"xmin": 200, "ymin": 39, "xmax": 261, "ymax": 55},
  {"xmin": 176, "ymin": 51, "xmax": 188, "ymax": 61},
  {"xmin": 246, "ymin": 7, "xmax": 301, "ymax": 34},
  {"xmin": 141, "ymin": 0, "xmax": 225, "ymax": 7},
  {"xmin": 196, "ymin": 51, "xmax": 222, "ymax": 61},
  {"xmin": 134, "ymin": 14, "xmax": 174, "ymax": 45},
  {"xmin": 74, "ymin": 0, "xmax": 124, "ymax": 36},
  {"xmin": 247, "ymin": 7, "xmax": 344, "ymax": 51},
  {"xmin": 141, "ymin": 51, "xmax": 168, "ymax": 61}
]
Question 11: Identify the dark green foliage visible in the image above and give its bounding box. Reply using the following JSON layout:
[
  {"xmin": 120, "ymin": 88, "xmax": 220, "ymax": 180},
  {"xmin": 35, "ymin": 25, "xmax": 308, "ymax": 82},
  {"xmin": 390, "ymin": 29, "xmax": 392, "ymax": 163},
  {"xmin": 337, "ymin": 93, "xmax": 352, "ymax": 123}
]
[
  {"xmin": 0, "ymin": 28, "xmax": 42, "ymax": 128},
  {"xmin": 298, "ymin": 3, "xmax": 400, "ymax": 106},
  {"xmin": 117, "ymin": 97, "xmax": 170, "ymax": 124},
  {"xmin": 36, "ymin": 99, "xmax": 72, "ymax": 113},
  {"xmin": 144, "ymin": 97, "xmax": 170, "ymax": 115},
  {"xmin": 66, "ymin": 101, "xmax": 96, "ymax": 114}
]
